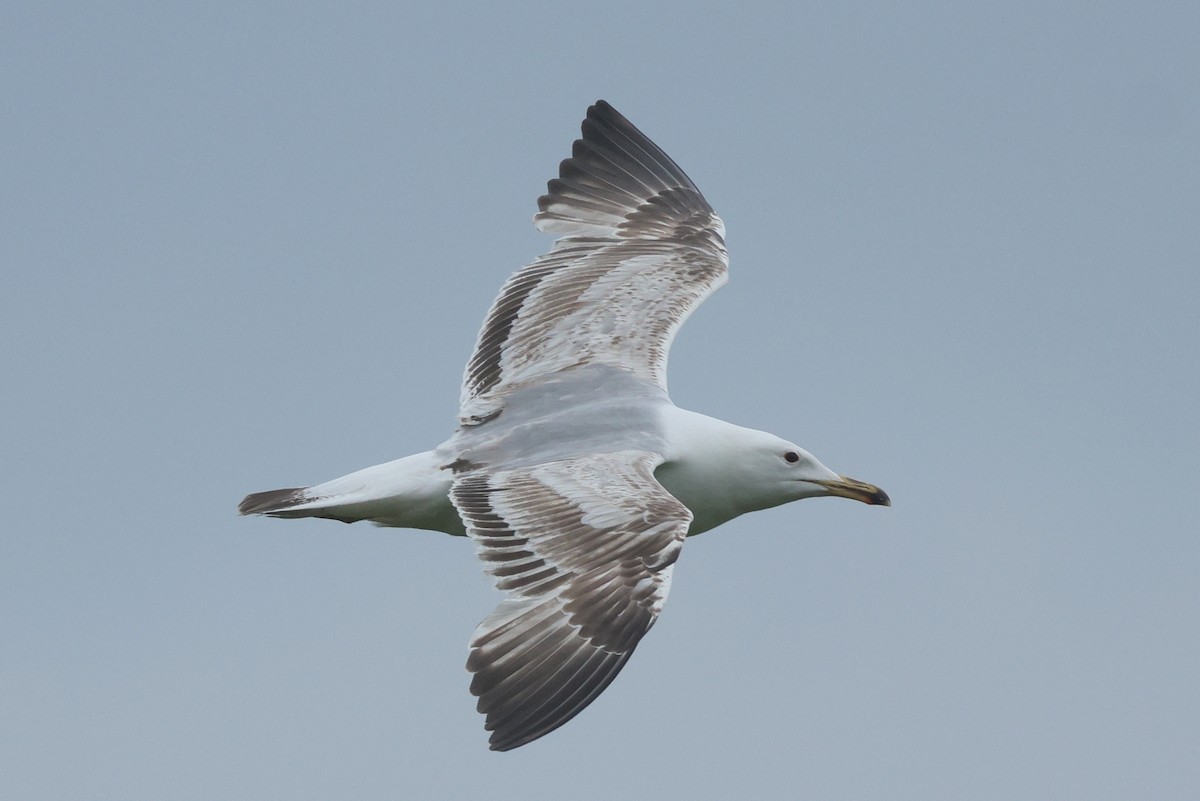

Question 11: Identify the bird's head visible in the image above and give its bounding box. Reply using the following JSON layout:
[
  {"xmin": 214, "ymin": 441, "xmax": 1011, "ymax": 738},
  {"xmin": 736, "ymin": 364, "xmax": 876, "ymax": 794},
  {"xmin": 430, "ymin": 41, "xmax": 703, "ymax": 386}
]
[{"xmin": 747, "ymin": 433, "xmax": 890, "ymax": 509}]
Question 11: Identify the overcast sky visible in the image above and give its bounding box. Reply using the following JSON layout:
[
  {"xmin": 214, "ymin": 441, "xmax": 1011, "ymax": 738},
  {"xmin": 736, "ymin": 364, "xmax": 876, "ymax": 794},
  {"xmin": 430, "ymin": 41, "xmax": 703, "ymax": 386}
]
[{"xmin": 3, "ymin": 2, "xmax": 1198, "ymax": 799}]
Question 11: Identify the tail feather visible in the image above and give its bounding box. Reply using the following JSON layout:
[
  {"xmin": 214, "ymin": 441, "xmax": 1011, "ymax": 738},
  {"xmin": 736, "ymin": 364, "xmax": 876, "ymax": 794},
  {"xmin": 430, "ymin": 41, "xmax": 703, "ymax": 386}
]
[
  {"xmin": 236, "ymin": 485, "xmax": 373, "ymax": 524},
  {"xmin": 236, "ymin": 451, "xmax": 466, "ymax": 534},
  {"xmin": 238, "ymin": 487, "xmax": 307, "ymax": 516}
]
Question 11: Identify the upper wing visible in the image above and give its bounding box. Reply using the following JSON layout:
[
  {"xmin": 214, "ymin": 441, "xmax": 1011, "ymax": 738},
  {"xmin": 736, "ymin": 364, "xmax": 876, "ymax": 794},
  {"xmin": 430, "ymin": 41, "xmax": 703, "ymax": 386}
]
[
  {"xmin": 451, "ymin": 450, "xmax": 691, "ymax": 751},
  {"xmin": 459, "ymin": 100, "xmax": 728, "ymax": 423}
]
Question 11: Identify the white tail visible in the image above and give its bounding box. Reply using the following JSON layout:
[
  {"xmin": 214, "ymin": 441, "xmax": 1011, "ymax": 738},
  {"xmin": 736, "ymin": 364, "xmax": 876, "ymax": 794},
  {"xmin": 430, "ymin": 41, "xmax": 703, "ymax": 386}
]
[{"xmin": 237, "ymin": 450, "xmax": 465, "ymax": 535}]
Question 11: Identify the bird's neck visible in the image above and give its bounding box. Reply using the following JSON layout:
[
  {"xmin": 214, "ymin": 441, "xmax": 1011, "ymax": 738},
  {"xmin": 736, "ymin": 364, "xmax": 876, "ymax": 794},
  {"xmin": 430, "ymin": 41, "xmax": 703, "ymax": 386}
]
[{"xmin": 654, "ymin": 409, "xmax": 773, "ymax": 535}]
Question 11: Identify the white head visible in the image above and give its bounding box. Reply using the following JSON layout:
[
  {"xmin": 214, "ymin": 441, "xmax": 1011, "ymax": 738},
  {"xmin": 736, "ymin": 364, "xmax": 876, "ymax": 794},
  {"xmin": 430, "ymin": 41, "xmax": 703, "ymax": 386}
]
[
  {"xmin": 731, "ymin": 430, "xmax": 890, "ymax": 513},
  {"xmin": 656, "ymin": 415, "xmax": 889, "ymax": 535}
]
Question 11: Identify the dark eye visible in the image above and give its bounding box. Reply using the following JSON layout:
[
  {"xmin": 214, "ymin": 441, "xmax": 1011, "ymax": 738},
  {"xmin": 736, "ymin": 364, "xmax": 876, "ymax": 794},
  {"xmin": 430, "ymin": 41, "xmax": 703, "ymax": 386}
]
[{"xmin": 784, "ymin": 451, "xmax": 800, "ymax": 463}]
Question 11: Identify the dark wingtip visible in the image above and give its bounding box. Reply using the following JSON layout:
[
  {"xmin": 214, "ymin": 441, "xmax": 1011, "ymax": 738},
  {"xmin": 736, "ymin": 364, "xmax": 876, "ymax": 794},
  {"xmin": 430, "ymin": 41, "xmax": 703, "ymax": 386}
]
[{"xmin": 237, "ymin": 487, "xmax": 307, "ymax": 516}]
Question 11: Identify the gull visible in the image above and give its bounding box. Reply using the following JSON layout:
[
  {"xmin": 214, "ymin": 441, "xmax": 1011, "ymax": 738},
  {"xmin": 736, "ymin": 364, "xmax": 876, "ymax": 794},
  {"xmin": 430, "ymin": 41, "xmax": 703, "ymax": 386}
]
[{"xmin": 238, "ymin": 100, "xmax": 889, "ymax": 751}]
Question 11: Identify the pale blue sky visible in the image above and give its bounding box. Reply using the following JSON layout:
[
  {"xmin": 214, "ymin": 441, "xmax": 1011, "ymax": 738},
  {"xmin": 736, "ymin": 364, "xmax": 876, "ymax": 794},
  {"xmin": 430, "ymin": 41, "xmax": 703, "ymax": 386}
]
[{"xmin": 3, "ymin": 2, "xmax": 1198, "ymax": 799}]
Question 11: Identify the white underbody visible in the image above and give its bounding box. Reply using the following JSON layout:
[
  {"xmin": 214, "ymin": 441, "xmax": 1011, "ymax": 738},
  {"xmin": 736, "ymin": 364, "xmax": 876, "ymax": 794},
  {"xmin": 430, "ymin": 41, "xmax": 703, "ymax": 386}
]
[{"xmin": 268, "ymin": 403, "xmax": 826, "ymax": 537}]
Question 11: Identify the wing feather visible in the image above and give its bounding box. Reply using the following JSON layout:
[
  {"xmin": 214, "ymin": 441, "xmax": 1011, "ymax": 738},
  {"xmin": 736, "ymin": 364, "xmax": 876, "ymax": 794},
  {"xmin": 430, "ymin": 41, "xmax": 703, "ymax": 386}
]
[
  {"xmin": 459, "ymin": 101, "xmax": 728, "ymax": 422},
  {"xmin": 451, "ymin": 450, "xmax": 690, "ymax": 751}
]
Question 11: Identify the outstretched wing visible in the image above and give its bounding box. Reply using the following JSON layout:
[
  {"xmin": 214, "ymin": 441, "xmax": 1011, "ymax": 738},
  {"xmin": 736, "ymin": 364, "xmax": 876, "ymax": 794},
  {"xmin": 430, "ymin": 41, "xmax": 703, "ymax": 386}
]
[
  {"xmin": 451, "ymin": 450, "xmax": 691, "ymax": 751},
  {"xmin": 459, "ymin": 100, "xmax": 728, "ymax": 423}
]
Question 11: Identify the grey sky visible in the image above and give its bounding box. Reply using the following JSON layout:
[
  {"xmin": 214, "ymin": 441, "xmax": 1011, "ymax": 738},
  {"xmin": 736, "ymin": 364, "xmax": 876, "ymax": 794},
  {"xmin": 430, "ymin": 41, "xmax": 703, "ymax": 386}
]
[{"xmin": 2, "ymin": 1, "xmax": 1197, "ymax": 799}]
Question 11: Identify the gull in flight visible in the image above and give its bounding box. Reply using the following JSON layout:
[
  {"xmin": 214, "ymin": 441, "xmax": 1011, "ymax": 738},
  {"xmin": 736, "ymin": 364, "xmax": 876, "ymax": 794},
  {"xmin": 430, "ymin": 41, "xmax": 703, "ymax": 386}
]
[{"xmin": 239, "ymin": 100, "xmax": 889, "ymax": 751}]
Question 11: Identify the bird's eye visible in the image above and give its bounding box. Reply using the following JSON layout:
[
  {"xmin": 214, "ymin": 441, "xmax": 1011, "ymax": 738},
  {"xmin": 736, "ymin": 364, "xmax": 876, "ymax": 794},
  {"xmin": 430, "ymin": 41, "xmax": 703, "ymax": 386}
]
[{"xmin": 784, "ymin": 451, "xmax": 800, "ymax": 463}]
